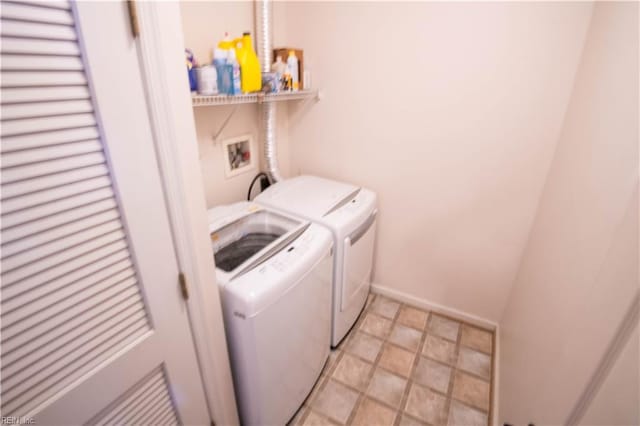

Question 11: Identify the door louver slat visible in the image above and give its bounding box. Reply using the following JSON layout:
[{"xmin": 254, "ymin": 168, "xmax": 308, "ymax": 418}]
[
  {"xmin": 1, "ymin": 164, "xmax": 109, "ymax": 199},
  {"xmin": 1, "ymin": 152, "xmax": 106, "ymax": 184},
  {"xmin": 2, "ymin": 320, "xmax": 150, "ymax": 415},
  {"xmin": 132, "ymin": 401, "xmax": 178, "ymax": 426},
  {"xmin": 1, "ymin": 70, "xmax": 86, "ymax": 87},
  {"xmin": 3, "ymin": 310, "xmax": 148, "ymax": 390},
  {"xmin": 1, "ymin": 208, "xmax": 120, "ymax": 258},
  {"xmin": 1, "ymin": 220, "xmax": 123, "ymax": 273},
  {"xmin": 1, "ymin": 113, "xmax": 96, "ymax": 137},
  {"xmin": 3, "ymin": 275, "xmax": 138, "ymax": 350},
  {"xmin": 88, "ymin": 368, "xmax": 178, "ymax": 426},
  {"xmin": 2, "ymin": 231, "xmax": 126, "ymax": 288},
  {"xmin": 97, "ymin": 372, "xmax": 165, "ymax": 426},
  {"xmin": 1, "ymin": 198, "xmax": 118, "ymax": 245},
  {"xmin": 150, "ymin": 403, "xmax": 178, "ymax": 426},
  {"xmin": 2, "ymin": 127, "xmax": 99, "ymax": 152},
  {"xmin": 2, "ymin": 281, "xmax": 142, "ymax": 355},
  {"xmin": 0, "ymin": 19, "xmax": 77, "ymax": 40},
  {"xmin": 1, "ymin": 37, "xmax": 80, "ymax": 56},
  {"xmin": 2, "ymin": 304, "xmax": 146, "ymax": 377},
  {"xmin": 1, "ymin": 86, "xmax": 90, "ymax": 104},
  {"xmin": 0, "ymin": 1, "xmax": 152, "ymax": 417},
  {"xmin": 127, "ymin": 383, "xmax": 171, "ymax": 426},
  {"xmin": 2, "ymin": 186, "xmax": 114, "ymax": 228},
  {"xmin": 1, "ymin": 54, "xmax": 84, "ymax": 71},
  {"xmin": 1, "ymin": 100, "xmax": 93, "ymax": 120},
  {"xmin": 2, "ymin": 313, "xmax": 149, "ymax": 413},
  {"xmin": 2, "ymin": 256, "xmax": 132, "ymax": 314},
  {"xmin": 2, "ymin": 276, "xmax": 138, "ymax": 363},
  {"xmin": 1, "ymin": 174, "xmax": 110, "ymax": 213},
  {"xmin": 0, "ymin": 2, "xmax": 73, "ymax": 25},
  {"xmin": 1, "ymin": 140, "xmax": 102, "ymax": 168},
  {"xmin": 10, "ymin": 1, "xmax": 71, "ymax": 11},
  {"xmin": 1, "ymin": 240, "xmax": 128, "ymax": 301}
]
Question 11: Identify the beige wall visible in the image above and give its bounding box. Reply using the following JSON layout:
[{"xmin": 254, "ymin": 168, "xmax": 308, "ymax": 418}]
[
  {"xmin": 180, "ymin": 1, "xmax": 290, "ymax": 207},
  {"xmin": 179, "ymin": 3, "xmax": 638, "ymax": 418},
  {"xmin": 282, "ymin": 2, "xmax": 593, "ymax": 322},
  {"xmin": 499, "ymin": 2, "xmax": 639, "ymax": 424},
  {"xmin": 580, "ymin": 323, "xmax": 639, "ymax": 426}
]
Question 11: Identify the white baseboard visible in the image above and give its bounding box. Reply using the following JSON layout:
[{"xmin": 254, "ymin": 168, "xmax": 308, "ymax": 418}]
[
  {"xmin": 370, "ymin": 282, "xmax": 498, "ymax": 331},
  {"xmin": 370, "ymin": 282, "xmax": 501, "ymax": 422}
]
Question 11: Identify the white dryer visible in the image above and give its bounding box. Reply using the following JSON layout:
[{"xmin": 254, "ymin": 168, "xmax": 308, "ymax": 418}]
[
  {"xmin": 256, "ymin": 175, "xmax": 377, "ymax": 347},
  {"xmin": 208, "ymin": 202, "xmax": 332, "ymax": 425}
]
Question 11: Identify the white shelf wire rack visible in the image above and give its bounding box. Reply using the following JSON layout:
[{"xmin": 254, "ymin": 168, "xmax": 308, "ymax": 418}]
[{"xmin": 191, "ymin": 89, "xmax": 319, "ymax": 107}]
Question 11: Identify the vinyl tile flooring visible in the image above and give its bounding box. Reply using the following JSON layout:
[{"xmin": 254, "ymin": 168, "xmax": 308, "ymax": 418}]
[{"xmin": 288, "ymin": 293, "xmax": 495, "ymax": 426}]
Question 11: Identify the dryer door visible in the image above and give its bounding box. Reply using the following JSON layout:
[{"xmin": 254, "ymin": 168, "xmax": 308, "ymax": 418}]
[{"xmin": 341, "ymin": 211, "xmax": 377, "ymax": 311}]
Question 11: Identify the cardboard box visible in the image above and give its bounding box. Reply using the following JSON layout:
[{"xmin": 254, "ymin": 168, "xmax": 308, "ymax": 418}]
[{"xmin": 273, "ymin": 48, "xmax": 304, "ymax": 90}]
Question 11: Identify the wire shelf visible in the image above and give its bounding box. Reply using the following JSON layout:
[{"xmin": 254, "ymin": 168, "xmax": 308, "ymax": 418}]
[{"xmin": 192, "ymin": 90, "xmax": 319, "ymax": 107}]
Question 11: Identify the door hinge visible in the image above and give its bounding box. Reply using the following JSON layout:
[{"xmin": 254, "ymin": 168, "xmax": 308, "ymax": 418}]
[
  {"xmin": 178, "ymin": 272, "xmax": 189, "ymax": 300},
  {"xmin": 127, "ymin": 0, "xmax": 140, "ymax": 38}
]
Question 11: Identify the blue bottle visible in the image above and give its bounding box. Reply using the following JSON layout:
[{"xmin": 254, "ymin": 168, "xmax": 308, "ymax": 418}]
[
  {"xmin": 227, "ymin": 49, "xmax": 242, "ymax": 95},
  {"xmin": 185, "ymin": 48, "xmax": 198, "ymax": 92},
  {"xmin": 213, "ymin": 48, "xmax": 228, "ymax": 94}
]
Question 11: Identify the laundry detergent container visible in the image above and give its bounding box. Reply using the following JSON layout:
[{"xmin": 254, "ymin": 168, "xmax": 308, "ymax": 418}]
[{"xmin": 208, "ymin": 202, "xmax": 333, "ymax": 425}]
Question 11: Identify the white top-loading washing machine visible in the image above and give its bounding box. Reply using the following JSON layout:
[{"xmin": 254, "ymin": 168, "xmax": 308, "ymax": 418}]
[
  {"xmin": 208, "ymin": 202, "xmax": 333, "ymax": 425},
  {"xmin": 255, "ymin": 175, "xmax": 377, "ymax": 347}
]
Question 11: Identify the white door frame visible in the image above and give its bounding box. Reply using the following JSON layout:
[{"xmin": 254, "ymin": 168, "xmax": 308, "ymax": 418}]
[{"xmin": 131, "ymin": 2, "xmax": 239, "ymax": 425}]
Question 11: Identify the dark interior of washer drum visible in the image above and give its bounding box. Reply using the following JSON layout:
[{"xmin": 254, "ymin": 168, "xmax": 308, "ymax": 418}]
[
  {"xmin": 211, "ymin": 210, "xmax": 300, "ymax": 273},
  {"xmin": 214, "ymin": 232, "xmax": 280, "ymax": 272}
]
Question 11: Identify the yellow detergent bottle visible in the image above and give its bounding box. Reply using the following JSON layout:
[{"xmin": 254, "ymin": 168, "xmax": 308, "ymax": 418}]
[
  {"xmin": 235, "ymin": 32, "xmax": 262, "ymax": 93},
  {"xmin": 217, "ymin": 32, "xmax": 234, "ymax": 50}
]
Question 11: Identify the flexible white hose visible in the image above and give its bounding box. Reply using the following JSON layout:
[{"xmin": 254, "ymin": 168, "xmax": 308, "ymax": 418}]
[{"xmin": 256, "ymin": 0, "xmax": 282, "ymax": 182}]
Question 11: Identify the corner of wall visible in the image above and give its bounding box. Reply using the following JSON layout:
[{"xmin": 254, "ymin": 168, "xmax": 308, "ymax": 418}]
[{"xmin": 497, "ymin": 3, "xmax": 597, "ymax": 326}]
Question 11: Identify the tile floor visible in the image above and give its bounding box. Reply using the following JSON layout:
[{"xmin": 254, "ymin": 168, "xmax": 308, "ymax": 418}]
[{"xmin": 289, "ymin": 293, "xmax": 495, "ymax": 426}]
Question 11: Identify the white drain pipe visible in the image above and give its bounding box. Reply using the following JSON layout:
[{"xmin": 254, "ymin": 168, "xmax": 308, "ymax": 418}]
[{"xmin": 256, "ymin": 0, "xmax": 283, "ymax": 183}]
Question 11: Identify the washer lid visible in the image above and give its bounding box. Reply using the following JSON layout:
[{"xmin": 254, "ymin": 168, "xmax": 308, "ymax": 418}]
[{"xmin": 256, "ymin": 175, "xmax": 360, "ymax": 219}]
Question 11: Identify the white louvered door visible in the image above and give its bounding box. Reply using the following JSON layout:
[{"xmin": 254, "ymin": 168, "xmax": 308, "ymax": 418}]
[{"xmin": 1, "ymin": 1, "xmax": 209, "ymax": 424}]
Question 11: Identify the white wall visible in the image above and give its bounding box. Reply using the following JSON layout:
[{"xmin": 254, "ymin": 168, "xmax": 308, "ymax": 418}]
[
  {"xmin": 180, "ymin": 1, "xmax": 291, "ymax": 207},
  {"xmin": 498, "ymin": 2, "xmax": 639, "ymax": 424},
  {"xmin": 282, "ymin": 2, "xmax": 593, "ymax": 322}
]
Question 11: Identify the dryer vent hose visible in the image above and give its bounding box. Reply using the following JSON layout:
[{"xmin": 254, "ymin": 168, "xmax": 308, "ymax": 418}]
[{"xmin": 256, "ymin": 0, "xmax": 282, "ymax": 183}]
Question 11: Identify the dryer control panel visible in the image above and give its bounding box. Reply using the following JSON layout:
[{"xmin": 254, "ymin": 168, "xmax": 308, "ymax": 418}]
[{"xmin": 324, "ymin": 188, "xmax": 377, "ymax": 239}]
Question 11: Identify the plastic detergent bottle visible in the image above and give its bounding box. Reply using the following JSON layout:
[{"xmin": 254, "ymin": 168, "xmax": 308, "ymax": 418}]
[
  {"xmin": 196, "ymin": 65, "xmax": 217, "ymax": 95},
  {"xmin": 185, "ymin": 48, "xmax": 198, "ymax": 92},
  {"xmin": 227, "ymin": 49, "xmax": 242, "ymax": 95},
  {"xmin": 286, "ymin": 50, "xmax": 299, "ymax": 91},
  {"xmin": 213, "ymin": 48, "xmax": 228, "ymax": 94},
  {"xmin": 235, "ymin": 32, "xmax": 262, "ymax": 93},
  {"xmin": 217, "ymin": 32, "xmax": 234, "ymax": 50},
  {"xmin": 271, "ymin": 56, "xmax": 287, "ymax": 90}
]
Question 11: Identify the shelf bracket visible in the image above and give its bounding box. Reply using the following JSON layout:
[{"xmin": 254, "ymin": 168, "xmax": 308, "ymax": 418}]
[{"xmin": 212, "ymin": 105, "xmax": 239, "ymax": 145}]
